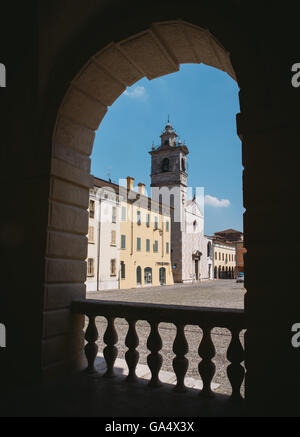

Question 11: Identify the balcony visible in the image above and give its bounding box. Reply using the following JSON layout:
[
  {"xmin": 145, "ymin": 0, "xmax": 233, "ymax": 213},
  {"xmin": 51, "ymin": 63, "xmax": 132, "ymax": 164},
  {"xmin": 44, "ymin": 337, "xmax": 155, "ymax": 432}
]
[
  {"xmin": 70, "ymin": 299, "xmax": 246, "ymax": 416},
  {"xmin": 1, "ymin": 299, "xmax": 246, "ymax": 417}
]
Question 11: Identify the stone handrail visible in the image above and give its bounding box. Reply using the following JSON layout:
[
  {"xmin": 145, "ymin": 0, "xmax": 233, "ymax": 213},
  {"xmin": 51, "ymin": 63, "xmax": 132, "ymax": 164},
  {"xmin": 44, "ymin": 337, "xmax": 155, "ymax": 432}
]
[{"xmin": 72, "ymin": 299, "xmax": 245, "ymax": 401}]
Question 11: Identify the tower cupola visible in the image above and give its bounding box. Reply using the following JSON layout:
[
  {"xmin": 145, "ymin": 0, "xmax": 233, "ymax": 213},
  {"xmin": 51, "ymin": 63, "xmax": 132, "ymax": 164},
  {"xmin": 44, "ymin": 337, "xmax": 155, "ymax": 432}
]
[{"xmin": 160, "ymin": 121, "xmax": 178, "ymax": 148}]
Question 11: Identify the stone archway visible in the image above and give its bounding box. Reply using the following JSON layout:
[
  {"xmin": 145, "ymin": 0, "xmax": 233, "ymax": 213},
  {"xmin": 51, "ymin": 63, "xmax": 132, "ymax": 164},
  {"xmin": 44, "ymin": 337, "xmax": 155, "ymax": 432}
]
[{"xmin": 44, "ymin": 20, "xmax": 238, "ymax": 380}]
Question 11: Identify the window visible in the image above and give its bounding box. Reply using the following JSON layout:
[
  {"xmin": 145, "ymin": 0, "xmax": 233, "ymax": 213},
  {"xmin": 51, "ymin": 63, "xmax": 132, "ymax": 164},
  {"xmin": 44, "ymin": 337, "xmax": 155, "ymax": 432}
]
[
  {"xmin": 181, "ymin": 157, "xmax": 186, "ymax": 171},
  {"xmin": 137, "ymin": 210, "xmax": 141, "ymax": 225},
  {"xmin": 89, "ymin": 200, "xmax": 95, "ymax": 218},
  {"xmin": 154, "ymin": 216, "xmax": 158, "ymax": 229},
  {"xmin": 120, "ymin": 261, "xmax": 125, "ymax": 279},
  {"xmin": 121, "ymin": 206, "xmax": 126, "ymax": 221},
  {"xmin": 166, "ymin": 221, "xmax": 169, "ymax": 232},
  {"xmin": 146, "ymin": 213, "xmax": 150, "ymax": 227},
  {"xmin": 137, "ymin": 237, "xmax": 141, "ymax": 251},
  {"xmin": 207, "ymin": 242, "xmax": 211, "ymax": 257},
  {"xmin": 88, "ymin": 226, "xmax": 94, "ymax": 243},
  {"xmin": 222, "ymin": 253, "xmax": 224, "ymax": 261},
  {"xmin": 111, "ymin": 230, "xmax": 116, "ymax": 246},
  {"xmin": 153, "ymin": 240, "xmax": 158, "ymax": 252},
  {"xmin": 87, "ymin": 258, "xmax": 94, "ymax": 276},
  {"xmin": 215, "ymin": 252, "xmax": 217, "ymax": 260},
  {"xmin": 219, "ymin": 252, "xmax": 221, "ymax": 260},
  {"xmin": 110, "ymin": 259, "xmax": 116, "ymax": 276},
  {"xmin": 193, "ymin": 220, "xmax": 197, "ymax": 231},
  {"xmin": 121, "ymin": 234, "xmax": 126, "ymax": 249},
  {"xmin": 146, "ymin": 238, "xmax": 150, "ymax": 252},
  {"xmin": 166, "ymin": 242, "xmax": 169, "ymax": 254},
  {"xmin": 112, "ymin": 206, "xmax": 117, "ymax": 223}
]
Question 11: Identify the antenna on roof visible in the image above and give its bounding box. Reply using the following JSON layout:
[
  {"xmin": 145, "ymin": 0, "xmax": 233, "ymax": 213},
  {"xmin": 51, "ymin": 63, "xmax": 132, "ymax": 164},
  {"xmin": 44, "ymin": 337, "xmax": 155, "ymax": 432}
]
[
  {"xmin": 107, "ymin": 166, "xmax": 112, "ymax": 183},
  {"xmin": 167, "ymin": 114, "xmax": 170, "ymax": 123}
]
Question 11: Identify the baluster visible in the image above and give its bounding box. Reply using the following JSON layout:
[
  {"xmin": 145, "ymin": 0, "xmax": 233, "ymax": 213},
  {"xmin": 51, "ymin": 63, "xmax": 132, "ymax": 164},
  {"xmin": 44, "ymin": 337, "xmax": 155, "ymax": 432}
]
[
  {"xmin": 84, "ymin": 314, "xmax": 99, "ymax": 373},
  {"xmin": 227, "ymin": 327, "xmax": 245, "ymax": 401},
  {"xmin": 125, "ymin": 319, "xmax": 139, "ymax": 382},
  {"xmin": 147, "ymin": 321, "xmax": 163, "ymax": 387},
  {"xmin": 198, "ymin": 326, "xmax": 216, "ymax": 397},
  {"xmin": 103, "ymin": 317, "xmax": 118, "ymax": 378},
  {"xmin": 172, "ymin": 323, "xmax": 188, "ymax": 392}
]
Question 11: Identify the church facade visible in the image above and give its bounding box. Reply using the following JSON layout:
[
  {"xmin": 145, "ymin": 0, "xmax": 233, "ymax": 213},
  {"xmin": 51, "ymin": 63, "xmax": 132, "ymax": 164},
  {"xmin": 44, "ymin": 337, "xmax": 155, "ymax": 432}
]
[{"xmin": 150, "ymin": 122, "xmax": 213, "ymax": 283}]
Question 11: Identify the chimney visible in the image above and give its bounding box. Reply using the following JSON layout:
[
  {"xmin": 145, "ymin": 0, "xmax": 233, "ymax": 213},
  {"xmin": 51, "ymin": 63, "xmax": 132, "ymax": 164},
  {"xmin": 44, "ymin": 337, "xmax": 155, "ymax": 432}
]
[
  {"xmin": 126, "ymin": 176, "xmax": 134, "ymax": 191},
  {"xmin": 138, "ymin": 182, "xmax": 145, "ymax": 195}
]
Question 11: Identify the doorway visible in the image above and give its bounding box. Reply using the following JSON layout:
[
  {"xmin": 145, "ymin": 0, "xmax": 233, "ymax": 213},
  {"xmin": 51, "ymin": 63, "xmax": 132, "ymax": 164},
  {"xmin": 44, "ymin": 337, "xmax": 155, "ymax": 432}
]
[{"xmin": 159, "ymin": 267, "xmax": 166, "ymax": 285}]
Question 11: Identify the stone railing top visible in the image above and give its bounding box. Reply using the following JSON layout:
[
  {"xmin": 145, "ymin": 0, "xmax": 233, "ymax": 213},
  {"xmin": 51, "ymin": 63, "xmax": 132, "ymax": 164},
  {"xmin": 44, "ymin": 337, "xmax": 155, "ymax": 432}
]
[{"xmin": 72, "ymin": 299, "xmax": 245, "ymax": 328}]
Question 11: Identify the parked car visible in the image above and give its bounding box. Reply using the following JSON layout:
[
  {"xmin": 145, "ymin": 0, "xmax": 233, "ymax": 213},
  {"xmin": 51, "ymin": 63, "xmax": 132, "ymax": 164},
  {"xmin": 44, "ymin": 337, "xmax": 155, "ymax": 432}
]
[{"xmin": 236, "ymin": 272, "xmax": 244, "ymax": 283}]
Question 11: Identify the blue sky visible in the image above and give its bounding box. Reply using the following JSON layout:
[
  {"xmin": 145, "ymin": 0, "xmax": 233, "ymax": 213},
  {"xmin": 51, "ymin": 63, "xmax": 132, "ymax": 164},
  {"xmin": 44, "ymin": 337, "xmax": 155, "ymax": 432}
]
[{"xmin": 91, "ymin": 63, "xmax": 243, "ymax": 236}]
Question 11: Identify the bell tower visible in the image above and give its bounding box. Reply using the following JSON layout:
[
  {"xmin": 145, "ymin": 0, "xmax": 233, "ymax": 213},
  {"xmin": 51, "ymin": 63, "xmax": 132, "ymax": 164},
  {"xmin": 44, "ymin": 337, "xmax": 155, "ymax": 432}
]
[
  {"xmin": 150, "ymin": 121, "xmax": 189, "ymax": 221},
  {"xmin": 149, "ymin": 121, "xmax": 189, "ymax": 283}
]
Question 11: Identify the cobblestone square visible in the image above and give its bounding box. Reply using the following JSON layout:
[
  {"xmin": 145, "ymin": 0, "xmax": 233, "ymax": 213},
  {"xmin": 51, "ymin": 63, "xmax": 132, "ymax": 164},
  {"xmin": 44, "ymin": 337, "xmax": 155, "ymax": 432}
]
[{"xmin": 86, "ymin": 280, "xmax": 245, "ymax": 396}]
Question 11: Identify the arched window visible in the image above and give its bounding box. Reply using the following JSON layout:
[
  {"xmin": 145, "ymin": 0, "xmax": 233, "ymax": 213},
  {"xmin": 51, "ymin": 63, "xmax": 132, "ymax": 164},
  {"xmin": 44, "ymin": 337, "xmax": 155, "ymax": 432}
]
[
  {"xmin": 181, "ymin": 157, "xmax": 186, "ymax": 171},
  {"xmin": 207, "ymin": 242, "xmax": 211, "ymax": 257},
  {"xmin": 161, "ymin": 158, "xmax": 169, "ymax": 172},
  {"xmin": 193, "ymin": 220, "xmax": 197, "ymax": 231},
  {"xmin": 136, "ymin": 266, "xmax": 141, "ymax": 285}
]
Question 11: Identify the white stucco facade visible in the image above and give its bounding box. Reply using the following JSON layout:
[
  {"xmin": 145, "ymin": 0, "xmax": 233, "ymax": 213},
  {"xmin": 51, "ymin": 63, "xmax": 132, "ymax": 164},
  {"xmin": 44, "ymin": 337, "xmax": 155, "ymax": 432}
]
[{"xmin": 86, "ymin": 184, "xmax": 121, "ymax": 292}]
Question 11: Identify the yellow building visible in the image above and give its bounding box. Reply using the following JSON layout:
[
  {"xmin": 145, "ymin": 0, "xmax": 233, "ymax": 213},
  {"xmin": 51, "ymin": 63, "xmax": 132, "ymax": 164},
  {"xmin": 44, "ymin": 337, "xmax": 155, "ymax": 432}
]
[
  {"xmin": 119, "ymin": 177, "xmax": 173, "ymax": 288},
  {"xmin": 212, "ymin": 236, "xmax": 236, "ymax": 279}
]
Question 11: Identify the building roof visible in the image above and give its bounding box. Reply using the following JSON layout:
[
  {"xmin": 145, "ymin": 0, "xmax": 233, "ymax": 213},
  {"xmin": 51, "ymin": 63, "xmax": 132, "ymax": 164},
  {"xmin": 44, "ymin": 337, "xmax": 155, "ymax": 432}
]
[
  {"xmin": 213, "ymin": 228, "xmax": 244, "ymax": 244},
  {"xmin": 92, "ymin": 175, "xmax": 173, "ymax": 211},
  {"xmin": 214, "ymin": 228, "xmax": 243, "ymax": 235}
]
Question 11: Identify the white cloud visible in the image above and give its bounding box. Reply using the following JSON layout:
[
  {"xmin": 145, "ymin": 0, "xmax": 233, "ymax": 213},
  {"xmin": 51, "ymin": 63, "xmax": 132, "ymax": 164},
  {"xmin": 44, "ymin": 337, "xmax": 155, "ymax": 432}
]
[
  {"xmin": 123, "ymin": 85, "xmax": 147, "ymax": 99},
  {"xmin": 205, "ymin": 194, "xmax": 230, "ymax": 208}
]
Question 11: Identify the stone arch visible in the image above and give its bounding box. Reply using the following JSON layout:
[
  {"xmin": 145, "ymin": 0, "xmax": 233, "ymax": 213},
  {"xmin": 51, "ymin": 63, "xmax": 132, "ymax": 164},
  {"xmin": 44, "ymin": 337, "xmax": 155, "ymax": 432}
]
[
  {"xmin": 0, "ymin": 322, "xmax": 6, "ymax": 348},
  {"xmin": 45, "ymin": 19, "xmax": 238, "ymax": 378}
]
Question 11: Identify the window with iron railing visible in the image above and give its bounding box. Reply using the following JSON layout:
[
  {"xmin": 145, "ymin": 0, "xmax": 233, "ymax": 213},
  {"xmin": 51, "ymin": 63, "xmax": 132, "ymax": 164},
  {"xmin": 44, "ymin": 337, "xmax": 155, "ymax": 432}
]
[
  {"xmin": 89, "ymin": 200, "xmax": 95, "ymax": 218},
  {"xmin": 110, "ymin": 259, "xmax": 116, "ymax": 276},
  {"xmin": 87, "ymin": 258, "xmax": 94, "ymax": 276}
]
